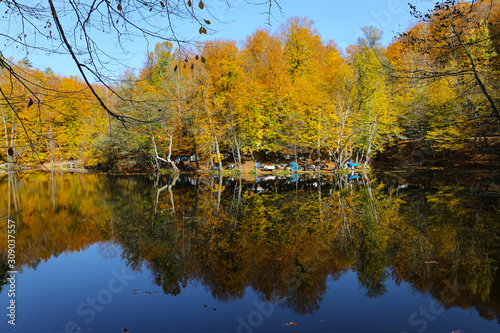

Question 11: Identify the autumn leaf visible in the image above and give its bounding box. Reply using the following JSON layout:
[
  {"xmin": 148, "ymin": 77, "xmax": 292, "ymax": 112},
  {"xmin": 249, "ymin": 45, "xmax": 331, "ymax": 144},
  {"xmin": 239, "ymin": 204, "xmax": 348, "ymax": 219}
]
[
  {"xmin": 187, "ymin": 0, "xmax": 192, "ymax": 7},
  {"xmin": 160, "ymin": 1, "xmax": 165, "ymax": 8},
  {"xmin": 27, "ymin": 97, "xmax": 34, "ymax": 108},
  {"xmin": 284, "ymin": 322, "xmax": 298, "ymax": 326},
  {"xmin": 201, "ymin": 56, "xmax": 206, "ymax": 63},
  {"xmin": 199, "ymin": 1, "xmax": 204, "ymax": 9},
  {"xmin": 204, "ymin": 19, "xmax": 211, "ymax": 25},
  {"xmin": 117, "ymin": 3, "xmax": 122, "ymax": 11}
]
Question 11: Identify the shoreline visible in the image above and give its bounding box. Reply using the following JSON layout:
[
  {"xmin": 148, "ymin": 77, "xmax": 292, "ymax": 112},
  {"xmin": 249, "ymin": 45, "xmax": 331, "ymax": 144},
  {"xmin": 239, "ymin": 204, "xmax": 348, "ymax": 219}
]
[{"xmin": 1, "ymin": 140, "xmax": 498, "ymax": 175}]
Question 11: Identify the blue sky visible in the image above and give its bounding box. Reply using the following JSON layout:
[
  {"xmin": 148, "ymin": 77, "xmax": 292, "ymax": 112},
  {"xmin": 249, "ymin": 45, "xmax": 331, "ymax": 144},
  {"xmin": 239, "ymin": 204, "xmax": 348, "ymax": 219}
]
[{"xmin": 17, "ymin": 0, "xmax": 436, "ymax": 78}]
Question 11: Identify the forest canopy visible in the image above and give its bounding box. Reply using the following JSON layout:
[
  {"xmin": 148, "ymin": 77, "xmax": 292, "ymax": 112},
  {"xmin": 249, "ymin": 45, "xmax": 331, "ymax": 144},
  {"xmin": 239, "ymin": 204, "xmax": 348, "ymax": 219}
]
[{"xmin": 1, "ymin": 0, "xmax": 499, "ymax": 171}]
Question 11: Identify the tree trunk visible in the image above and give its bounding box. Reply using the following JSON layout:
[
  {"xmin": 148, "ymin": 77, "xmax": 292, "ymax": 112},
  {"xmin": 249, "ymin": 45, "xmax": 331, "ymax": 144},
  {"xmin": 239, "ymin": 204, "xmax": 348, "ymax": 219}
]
[
  {"xmin": 193, "ymin": 137, "xmax": 200, "ymax": 170},
  {"xmin": 3, "ymin": 114, "xmax": 11, "ymax": 168},
  {"xmin": 214, "ymin": 136, "xmax": 223, "ymax": 172},
  {"xmin": 152, "ymin": 134, "xmax": 179, "ymax": 173},
  {"xmin": 49, "ymin": 119, "xmax": 54, "ymax": 165},
  {"xmin": 236, "ymin": 142, "xmax": 242, "ymax": 172},
  {"xmin": 166, "ymin": 132, "xmax": 179, "ymax": 173}
]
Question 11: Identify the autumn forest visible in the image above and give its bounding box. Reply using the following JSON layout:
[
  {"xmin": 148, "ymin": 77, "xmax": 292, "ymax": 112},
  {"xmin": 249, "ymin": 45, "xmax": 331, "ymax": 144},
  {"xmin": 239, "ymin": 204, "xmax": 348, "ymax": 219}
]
[
  {"xmin": 1, "ymin": 1, "xmax": 500, "ymax": 331},
  {"xmin": 1, "ymin": 0, "xmax": 499, "ymax": 171}
]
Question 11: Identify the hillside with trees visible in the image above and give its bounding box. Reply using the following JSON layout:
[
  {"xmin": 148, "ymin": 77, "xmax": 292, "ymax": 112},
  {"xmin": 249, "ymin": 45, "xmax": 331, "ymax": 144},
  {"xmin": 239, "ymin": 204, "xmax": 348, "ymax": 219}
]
[{"xmin": 1, "ymin": 0, "xmax": 499, "ymax": 172}]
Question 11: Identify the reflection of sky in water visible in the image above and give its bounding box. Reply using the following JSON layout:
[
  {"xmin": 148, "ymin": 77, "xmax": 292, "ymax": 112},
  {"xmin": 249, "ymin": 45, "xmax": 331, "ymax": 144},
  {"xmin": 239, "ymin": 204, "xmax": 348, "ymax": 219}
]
[{"xmin": 0, "ymin": 242, "xmax": 497, "ymax": 333}]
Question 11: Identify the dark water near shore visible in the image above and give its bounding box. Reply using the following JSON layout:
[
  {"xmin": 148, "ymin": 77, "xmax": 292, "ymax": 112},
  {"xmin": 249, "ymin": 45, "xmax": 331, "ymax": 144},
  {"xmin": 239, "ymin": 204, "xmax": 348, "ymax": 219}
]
[{"xmin": 0, "ymin": 169, "xmax": 499, "ymax": 333}]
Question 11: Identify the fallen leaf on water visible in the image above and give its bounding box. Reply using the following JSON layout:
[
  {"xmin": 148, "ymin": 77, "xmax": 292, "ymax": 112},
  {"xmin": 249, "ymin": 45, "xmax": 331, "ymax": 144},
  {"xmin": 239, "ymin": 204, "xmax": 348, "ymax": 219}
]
[{"xmin": 283, "ymin": 322, "xmax": 298, "ymax": 326}]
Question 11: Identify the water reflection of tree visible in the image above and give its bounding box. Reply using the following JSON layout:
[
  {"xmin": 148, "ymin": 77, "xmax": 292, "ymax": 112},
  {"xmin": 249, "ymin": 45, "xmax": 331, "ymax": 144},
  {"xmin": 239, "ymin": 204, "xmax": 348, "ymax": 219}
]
[
  {"xmin": 0, "ymin": 255, "xmax": 9, "ymax": 294},
  {"xmin": 1, "ymin": 172, "xmax": 498, "ymax": 320},
  {"xmin": 0, "ymin": 172, "xmax": 113, "ymax": 267},
  {"xmin": 389, "ymin": 174, "xmax": 500, "ymax": 321},
  {"xmin": 109, "ymin": 174, "xmax": 404, "ymax": 313}
]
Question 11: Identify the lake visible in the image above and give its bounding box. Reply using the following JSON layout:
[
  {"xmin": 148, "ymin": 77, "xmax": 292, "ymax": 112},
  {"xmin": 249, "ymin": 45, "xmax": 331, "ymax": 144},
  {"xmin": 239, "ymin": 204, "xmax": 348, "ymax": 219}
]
[{"xmin": 0, "ymin": 169, "xmax": 499, "ymax": 333}]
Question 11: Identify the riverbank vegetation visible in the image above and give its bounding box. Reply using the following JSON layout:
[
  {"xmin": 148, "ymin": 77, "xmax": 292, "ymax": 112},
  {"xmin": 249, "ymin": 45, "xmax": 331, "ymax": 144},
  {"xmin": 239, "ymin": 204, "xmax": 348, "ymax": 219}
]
[{"xmin": 1, "ymin": 1, "xmax": 499, "ymax": 172}]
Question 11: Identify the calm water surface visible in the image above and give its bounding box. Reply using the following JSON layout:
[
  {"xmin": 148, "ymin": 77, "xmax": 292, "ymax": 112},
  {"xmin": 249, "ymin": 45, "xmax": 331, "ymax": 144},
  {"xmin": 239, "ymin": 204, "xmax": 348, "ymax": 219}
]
[{"xmin": 0, "ymin": 169, "xmax": 499, "ymax": 333}]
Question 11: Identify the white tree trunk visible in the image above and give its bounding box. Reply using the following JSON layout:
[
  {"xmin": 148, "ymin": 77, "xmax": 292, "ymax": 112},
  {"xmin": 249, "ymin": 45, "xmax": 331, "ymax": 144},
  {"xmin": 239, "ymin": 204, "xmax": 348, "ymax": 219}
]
[{"xmin": 152, "ymin": 134, "xmax": 179, "ymax": 173}]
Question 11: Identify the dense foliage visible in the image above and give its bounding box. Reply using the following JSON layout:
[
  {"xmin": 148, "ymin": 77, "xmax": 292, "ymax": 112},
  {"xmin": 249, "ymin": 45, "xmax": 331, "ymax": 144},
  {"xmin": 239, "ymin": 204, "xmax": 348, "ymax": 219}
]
[{"xmin": 1, "ymin": 1, "xmax": 499, "ymax": 170}]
